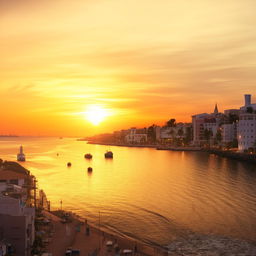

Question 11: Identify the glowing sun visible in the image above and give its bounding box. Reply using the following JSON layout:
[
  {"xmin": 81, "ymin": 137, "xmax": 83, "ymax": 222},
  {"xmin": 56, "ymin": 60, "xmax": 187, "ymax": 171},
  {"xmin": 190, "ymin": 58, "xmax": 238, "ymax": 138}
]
[{"xmin": 85, "ymin": 105, "xmax": 109, "ymax": 125}]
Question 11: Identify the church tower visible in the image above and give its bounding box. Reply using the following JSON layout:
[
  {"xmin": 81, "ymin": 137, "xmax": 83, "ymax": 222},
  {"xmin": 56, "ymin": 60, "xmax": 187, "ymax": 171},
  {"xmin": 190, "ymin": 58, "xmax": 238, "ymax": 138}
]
[{"xmin": 214, "ymin": 103, "xmax": 218, "ymax": 115}]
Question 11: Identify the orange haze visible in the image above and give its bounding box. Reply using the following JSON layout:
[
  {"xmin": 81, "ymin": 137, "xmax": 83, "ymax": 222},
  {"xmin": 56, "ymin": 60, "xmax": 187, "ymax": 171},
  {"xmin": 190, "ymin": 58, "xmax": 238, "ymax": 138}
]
[{"xmin": 1, "ymin": 0, "xmax": 256, "ymax": 136}]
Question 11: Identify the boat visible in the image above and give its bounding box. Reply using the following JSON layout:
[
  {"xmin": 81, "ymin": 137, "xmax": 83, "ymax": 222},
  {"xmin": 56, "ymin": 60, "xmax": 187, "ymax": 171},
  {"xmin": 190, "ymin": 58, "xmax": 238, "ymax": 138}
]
[
  {"xmin": 87, "ymin": 167, "xmax": 93, "ymax": 172},
  {"xmin": 105, "ymin": 151, "xmax": 113, "ymax": 158},
  {"xmin": 17, "ymin": 145, "xmax": 26, "ymax": 162},
  {"xmin": 84, "ymin": 153, "xmax": 92, "ymax": 159}
]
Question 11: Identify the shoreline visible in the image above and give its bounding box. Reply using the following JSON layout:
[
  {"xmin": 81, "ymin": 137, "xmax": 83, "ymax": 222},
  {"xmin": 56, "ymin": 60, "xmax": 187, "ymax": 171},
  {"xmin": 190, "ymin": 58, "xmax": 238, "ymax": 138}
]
[
  {"xmin": 42, "ymin": 210, "xmax": 256, "ymax": 256},
  {"xmin": 87, "ymin": 141, "xmax": 256, "ymax": 164},
  {"xmin": 87, "ymin": 141, "xmax": 201, "ymax": 151},
  {"xmin": 43, "ymin": 209, "xmax": 168, "ymax": 256},
  {"xmin": 87, "ymin": 141, "xmax": 157, "ymax": 148}
]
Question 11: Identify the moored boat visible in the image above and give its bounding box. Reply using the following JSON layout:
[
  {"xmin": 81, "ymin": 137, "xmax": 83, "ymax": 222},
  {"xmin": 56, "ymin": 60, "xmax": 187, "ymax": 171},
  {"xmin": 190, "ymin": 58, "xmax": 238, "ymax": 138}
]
[
  {"xmin": 84, "ymin": 153, "xmax": 93, "ymax": 159},
  {"xmin": 17, "ymin": 145, "xmax": 26, "ymax": 162},
  {"xmin": 105, "ymin": 151, "xmax": 113, "ymax": 158}
]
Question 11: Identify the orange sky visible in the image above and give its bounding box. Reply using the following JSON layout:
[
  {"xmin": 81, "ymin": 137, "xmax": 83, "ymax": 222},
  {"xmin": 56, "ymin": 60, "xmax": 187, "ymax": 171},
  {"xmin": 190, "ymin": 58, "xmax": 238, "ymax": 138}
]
[{"xmin": 1, "ymin": 0, "xmax": 256, "ymax": 136}]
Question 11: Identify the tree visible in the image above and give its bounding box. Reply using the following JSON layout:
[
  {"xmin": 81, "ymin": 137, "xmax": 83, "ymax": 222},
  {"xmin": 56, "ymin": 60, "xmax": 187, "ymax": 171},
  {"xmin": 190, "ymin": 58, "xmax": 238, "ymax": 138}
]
[
  {"xmin": 203, "ymin": 129, "xmax": 213, "ymax": 145},
  {"xmin": 215, "ymin": 129, "xmax": 222, "ymax": 144},
  {"xmin": 232, "ymin": 138, "xmax": 238, "ymax": 148},
  {"xmin": 184, "ymin": 127, "xmax": 192, "ymax": 145},
  {"xmin": 166, "ymin": 119, "xmax": 176, "ymax": 127},
  {"xmin": 147, "ymin": 125, "xmax": 156, "ymax": 143},
  {"xmin": 228, "ymin": 113, "xmax": 239, "ymax": 123}
]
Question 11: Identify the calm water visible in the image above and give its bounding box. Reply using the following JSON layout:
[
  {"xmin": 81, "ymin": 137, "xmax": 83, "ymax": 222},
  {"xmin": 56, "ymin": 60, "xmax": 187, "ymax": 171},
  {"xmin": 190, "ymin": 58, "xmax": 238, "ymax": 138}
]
[{"xmin": 0, "ymin": 137, "xmax": 256, "ymax": 247}]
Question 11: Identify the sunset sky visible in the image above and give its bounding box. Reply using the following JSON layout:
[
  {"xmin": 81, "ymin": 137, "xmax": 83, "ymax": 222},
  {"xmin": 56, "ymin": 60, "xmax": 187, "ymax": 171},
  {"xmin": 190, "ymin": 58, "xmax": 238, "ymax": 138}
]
[{"xmin": 1, "ymin": 0, "xmax": 256, "ymax": 136}]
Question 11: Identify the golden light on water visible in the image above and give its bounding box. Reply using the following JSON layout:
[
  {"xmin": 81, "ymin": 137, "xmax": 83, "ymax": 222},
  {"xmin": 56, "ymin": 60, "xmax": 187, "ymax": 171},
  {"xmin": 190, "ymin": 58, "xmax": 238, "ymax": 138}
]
[{"xmin": 85, "ymin": 105, "xmax": 110, "ymax": 125}]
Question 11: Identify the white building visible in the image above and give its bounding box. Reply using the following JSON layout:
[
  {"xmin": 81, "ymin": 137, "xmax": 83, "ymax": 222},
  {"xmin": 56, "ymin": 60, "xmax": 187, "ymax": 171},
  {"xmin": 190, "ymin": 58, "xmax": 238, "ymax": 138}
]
[
  {"xmin": 192, "ymin": 113, "xmax": 211, "ymax": 145},
  {"xmin": 238, "ymin": 94, "xmax": 256, "ymax": 151},
  {"xmin": 125, "ymin": 128, "xmax": 147, "ymax": 144},
  {"xmin": 222, "ymin": 123, "xmax": 237, "ymax": 144}
]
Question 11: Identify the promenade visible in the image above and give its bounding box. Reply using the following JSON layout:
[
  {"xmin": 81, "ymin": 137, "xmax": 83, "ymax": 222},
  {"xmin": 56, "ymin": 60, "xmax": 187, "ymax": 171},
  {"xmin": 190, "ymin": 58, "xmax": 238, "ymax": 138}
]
[{"xmin": 43, "ymin": 211, "xmax": 166, "ymax": 256}]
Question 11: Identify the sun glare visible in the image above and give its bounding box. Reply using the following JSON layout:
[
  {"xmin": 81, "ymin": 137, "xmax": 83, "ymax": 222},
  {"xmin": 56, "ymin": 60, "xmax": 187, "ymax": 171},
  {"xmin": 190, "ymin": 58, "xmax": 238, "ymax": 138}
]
[{"xmin": 85, "ymin": 105, "xmax": 109, "ymax": 125}]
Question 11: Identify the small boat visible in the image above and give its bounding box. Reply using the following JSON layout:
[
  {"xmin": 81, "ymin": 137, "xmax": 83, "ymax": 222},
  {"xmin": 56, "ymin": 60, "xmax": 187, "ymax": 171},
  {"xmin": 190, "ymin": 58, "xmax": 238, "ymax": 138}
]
[
  {"xmin": 105, "ymin": 151, "xmax": 113, "ymax": 158},
  {"xmin": 87, "ymin": 167, "xmax": 93, "ymax": 172},
  {"xmin": 84, "ymin": 153, "xmax": 92, "ymax": 159},
  {"xmin": 67, "ymin": 162, "xmax": 72, "ymax": 167},
  {"xmin": 17, "ymin": 145, "xmax": 26, "ymax": 162}
]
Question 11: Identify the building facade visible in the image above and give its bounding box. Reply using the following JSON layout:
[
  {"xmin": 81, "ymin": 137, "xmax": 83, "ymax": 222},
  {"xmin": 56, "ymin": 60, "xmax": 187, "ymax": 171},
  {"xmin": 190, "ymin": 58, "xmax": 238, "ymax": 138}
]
[
  {"xmin": 0, "ymin": 196, "xmax": 35, "ymax": 256},
  {"xmin": 222, "ymin": 123, "xmax": 237, "ymax": 144},
  {"xmin": 238, "ymin": 94, "xmax": 256, "ymax": 151},
  {"xmin": 125, "ymin": 128, "xmax": 147, "ymax": 144}
]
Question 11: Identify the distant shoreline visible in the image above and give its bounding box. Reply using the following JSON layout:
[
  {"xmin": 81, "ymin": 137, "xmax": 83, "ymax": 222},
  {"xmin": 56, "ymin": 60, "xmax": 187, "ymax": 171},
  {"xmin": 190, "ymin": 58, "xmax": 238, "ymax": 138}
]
[
  {"xmin": 0, "ymin": 135, "xmax": 19, "ymax": 137},
  {"xmin": 86, "ymin": 141, "xmax": 202, "ymax": 151},
  {"xmin": 86, "ymin": 141, "xmax": 256, "ymax": 163}
]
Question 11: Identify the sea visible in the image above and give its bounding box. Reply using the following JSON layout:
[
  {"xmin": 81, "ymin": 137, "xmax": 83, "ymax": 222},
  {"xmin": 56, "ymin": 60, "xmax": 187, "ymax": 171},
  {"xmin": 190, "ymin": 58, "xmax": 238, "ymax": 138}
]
[{"xmin": 0, "ymin": 137, "xmax": 256, "ymax": 248}]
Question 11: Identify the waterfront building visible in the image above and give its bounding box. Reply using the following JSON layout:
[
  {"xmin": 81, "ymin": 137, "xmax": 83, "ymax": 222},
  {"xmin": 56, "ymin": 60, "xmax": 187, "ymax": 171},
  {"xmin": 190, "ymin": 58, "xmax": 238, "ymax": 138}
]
[
  {"xmin": 203, "ymin": 117, "xmax": 218, "ymax": 138},
  {"xmin": 125, "ymin": 128, "xmax": 147, "ymax": 144},
  {"xmin": 160, "ymin": 123, "xmax": 191, "ymax": 144},
  {"xmin": 0, "ymin": 168, "xmax": 29, "ymax": 187},
  {"xmin": 237, "ymin": 94, "xmax": 256, "ymax": 151},
  {"xmin": 192, "ymin": 113, "xmax": 212, "ymax": 145},
  {"xmin": 0, "ymin": 161, "xmax": 36, "ymax": 207},
  {"xmin": 192, "ymin": 104, "xmax": 225, "ymax": 146},
  {"xmin": 224, "ymin": 109, "xmax": 240, "ymax": 116},
  {"xmin": 222, "ymin": 123, "xmax": 237, "ymax": 145},
  {"xmin": 0, "ymin": 195, "xmax": 35, "ymax": 256}
]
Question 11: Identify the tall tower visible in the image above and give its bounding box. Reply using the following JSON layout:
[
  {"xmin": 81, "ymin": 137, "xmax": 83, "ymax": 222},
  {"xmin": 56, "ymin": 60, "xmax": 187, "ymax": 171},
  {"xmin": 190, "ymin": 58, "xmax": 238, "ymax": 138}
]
[
  {"xmin": 244, "ymin": 94, "xmax": 251, "ymax": 106},
  {"xmin": 214, "ymin": 103, "xmax": 219, "ymax": 115}
]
